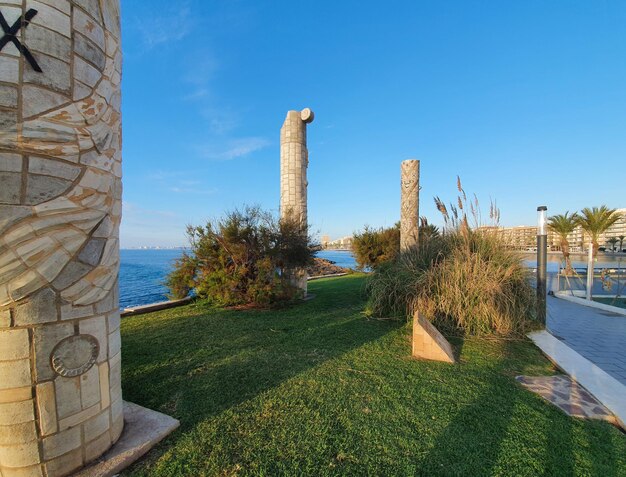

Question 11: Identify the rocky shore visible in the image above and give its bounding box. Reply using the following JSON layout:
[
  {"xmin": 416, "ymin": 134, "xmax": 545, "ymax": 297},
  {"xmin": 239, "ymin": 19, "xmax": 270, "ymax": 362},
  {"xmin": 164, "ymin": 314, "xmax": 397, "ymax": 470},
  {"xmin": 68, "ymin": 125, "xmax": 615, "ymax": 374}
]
[{"xmin": 307, "ymin": 258, "xmax": 351, "ymax": 277}]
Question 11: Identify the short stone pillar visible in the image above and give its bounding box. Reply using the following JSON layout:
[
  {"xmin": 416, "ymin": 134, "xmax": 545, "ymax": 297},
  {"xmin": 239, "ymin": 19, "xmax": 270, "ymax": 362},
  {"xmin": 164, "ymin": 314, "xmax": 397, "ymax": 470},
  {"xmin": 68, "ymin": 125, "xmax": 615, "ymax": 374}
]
[
  {"xmin": 280, "ymin": 108, "xmax": 314, "ymax": 294},
  {"xmin": 400, "ymin": 159, "xmax": 420, "ymax": 250},
  {"xmin": 0, "ymin": 1, "xmax": 123, "ymax": 475}
]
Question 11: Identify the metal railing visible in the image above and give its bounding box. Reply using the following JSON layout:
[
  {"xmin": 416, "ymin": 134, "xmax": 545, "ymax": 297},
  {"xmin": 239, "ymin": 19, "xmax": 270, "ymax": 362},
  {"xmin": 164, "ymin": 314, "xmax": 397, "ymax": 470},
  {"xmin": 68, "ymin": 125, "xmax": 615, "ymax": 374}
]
[{"xmin": 556, "ymin": 264, "xmax": 625, "ymax": 299}]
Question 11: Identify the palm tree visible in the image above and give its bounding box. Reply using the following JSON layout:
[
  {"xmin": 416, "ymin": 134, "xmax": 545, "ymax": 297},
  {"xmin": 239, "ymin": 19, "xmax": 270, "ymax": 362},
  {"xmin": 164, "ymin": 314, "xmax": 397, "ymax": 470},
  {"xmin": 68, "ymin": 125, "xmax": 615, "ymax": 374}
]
[
  {"xmin": 607, "ymin": 237, "xmax": 619, "ymax": 252},
  {"xmin": 619, "ymin": 235, "xmax": 625, "ymax": 253},
  {"xmin": 547, "ymin": 212, "xmax": 578, "ymax": 275},
  {"xmin": 576, "ymin": 206, "xmax": 621, "ymax": 258}
]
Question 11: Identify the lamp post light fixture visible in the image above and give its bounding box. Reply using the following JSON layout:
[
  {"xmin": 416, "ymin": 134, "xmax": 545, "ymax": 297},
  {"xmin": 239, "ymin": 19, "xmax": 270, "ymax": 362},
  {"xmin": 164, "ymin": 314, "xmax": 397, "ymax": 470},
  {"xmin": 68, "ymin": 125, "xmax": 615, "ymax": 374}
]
[{"xmin": 537, "ymin": 206, "xmax": 548, "ymax": 325}]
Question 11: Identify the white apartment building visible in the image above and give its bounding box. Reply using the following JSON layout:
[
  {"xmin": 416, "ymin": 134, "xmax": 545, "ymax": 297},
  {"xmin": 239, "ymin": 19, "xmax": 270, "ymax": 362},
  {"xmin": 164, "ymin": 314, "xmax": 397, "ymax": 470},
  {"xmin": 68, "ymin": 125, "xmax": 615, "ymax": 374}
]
[{"xmin": 480, "ymin": 208, "xmax": 626, "ymax": 251}]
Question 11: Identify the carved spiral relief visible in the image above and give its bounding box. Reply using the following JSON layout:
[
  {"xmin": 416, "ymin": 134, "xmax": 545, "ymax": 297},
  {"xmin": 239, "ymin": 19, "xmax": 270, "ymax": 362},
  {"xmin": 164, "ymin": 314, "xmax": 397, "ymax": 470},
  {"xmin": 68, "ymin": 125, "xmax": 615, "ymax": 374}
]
[
  {"xmin": 0, "ymin": 0, "xmax": 122, "ymax": 308},
  {"xmin": 400, "ymin": 160, "xmax": 420, "ymax": 250}
]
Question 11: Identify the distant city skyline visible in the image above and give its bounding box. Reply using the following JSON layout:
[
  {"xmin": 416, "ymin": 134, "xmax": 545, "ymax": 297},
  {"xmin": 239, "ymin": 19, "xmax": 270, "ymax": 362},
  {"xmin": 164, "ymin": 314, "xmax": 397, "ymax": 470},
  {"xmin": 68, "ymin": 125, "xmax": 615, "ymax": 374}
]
[{"xmin": 120, "ymin": 1, "xmax": 626, "ymax": 248}]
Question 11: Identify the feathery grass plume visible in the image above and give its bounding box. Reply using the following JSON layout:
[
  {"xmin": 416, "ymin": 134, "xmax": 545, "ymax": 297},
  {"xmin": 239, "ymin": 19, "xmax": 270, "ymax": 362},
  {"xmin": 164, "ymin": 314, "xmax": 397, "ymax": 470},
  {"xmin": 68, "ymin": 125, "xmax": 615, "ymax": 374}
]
[
  {"xmin": 434, "ymin": 196, "xmax": 450, "ymax": 230},
  {"xmin": 490, "ymin": 199, "xmax": 501, "ymax": 225},
  {"xmin": 457, "ymin": 176, "xmax": 467, "ymax": 202},
  {"xmin": 450, "ymin": 205, "xmax": 459, "ymax": 223},
  {"xmin": 473, "ymin": 194, "xmax": 481, "ymax": 226},
  {"xmin": 434, "ymin": 196, "xmax": 447, "ymax": 216}
]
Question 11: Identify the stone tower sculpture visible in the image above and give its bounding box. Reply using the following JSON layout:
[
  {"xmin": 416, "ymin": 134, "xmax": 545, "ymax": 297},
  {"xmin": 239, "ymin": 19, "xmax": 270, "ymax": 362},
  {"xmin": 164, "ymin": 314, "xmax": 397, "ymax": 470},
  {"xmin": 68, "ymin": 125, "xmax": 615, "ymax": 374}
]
[
  {"xmin": 400, "ymin": 159, "xmax": 420, "ymax": 250},
  {"xmin": 0, "ymin": 1, "xmax": 124, "ymax": 475},
  {"xmin": 280, "ymin": 108, "xmax": 314, "ymax": 295}
]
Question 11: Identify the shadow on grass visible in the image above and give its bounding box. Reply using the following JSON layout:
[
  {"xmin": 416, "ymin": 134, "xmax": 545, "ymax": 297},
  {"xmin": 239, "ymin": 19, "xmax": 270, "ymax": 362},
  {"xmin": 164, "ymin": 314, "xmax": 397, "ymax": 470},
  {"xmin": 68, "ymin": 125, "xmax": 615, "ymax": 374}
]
[
  {"xmin": 584, "ymin": 418, "xmax": 619, "ymax": 477},
  {"xmin": 120, "ymin": 276, "xmax": 401, "ymax": 430},
  {"xmin": 415, "ymin": 336, "xmax": 598, "ymax": 476},
  {"xmin": 414, "ymin": 337, "xmax": 519, "ymax": 475},
  {"xmin": 548, "ymin": 409, "xmax": 574, "ymax": 476},
  {"xmin": 416, "ymin": 333, "xmax": 624, "ymax": 476}
]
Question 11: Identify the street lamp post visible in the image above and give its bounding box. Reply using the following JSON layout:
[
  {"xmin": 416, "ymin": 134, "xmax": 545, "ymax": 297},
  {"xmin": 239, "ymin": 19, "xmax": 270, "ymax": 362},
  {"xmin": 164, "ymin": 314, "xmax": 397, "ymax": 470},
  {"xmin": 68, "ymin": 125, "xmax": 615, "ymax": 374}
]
[
  {"xmin": 586, "ymin": 240, "xmax": 594, "ymax": 300},
  {"xmin": 537, "ymin": 206, "xmax": 548, "ymax": 325}
]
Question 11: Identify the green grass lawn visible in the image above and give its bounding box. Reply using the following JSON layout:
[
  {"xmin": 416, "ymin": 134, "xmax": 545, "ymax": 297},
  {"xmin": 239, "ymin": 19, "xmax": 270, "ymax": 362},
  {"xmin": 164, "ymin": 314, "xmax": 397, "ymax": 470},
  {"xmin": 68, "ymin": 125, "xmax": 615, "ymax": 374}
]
[
  {"xmin": 121, "ymin": 275, "xmax": 625, "ymax": 476},
  {"xmin": 593, "ymin": 297, "xmax": 626, "ymax": 310}
]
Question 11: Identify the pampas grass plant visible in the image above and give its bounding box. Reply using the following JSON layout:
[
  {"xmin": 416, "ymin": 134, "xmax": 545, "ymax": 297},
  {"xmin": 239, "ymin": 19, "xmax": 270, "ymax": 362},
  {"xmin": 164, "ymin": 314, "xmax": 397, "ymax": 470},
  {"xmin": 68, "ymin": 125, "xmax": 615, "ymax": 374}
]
[{"xmin": 366, "ymin": 178, "xmax": 536, "ymax": 336}]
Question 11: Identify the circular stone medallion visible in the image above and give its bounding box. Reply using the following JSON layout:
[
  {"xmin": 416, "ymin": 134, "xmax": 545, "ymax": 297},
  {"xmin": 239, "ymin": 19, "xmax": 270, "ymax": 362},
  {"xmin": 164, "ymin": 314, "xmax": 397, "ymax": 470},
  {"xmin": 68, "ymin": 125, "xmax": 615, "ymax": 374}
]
[{"xmin": 51, "ymin": 335, "xmax": 100, "ymax": 378}]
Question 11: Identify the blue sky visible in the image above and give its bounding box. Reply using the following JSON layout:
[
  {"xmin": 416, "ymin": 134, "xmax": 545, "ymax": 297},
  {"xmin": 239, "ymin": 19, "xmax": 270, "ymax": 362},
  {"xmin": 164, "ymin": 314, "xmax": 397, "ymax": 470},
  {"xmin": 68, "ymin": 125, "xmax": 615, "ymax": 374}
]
[{"xmin": 120, "ymin": 0, "xmax": 626, "ymax": 248}]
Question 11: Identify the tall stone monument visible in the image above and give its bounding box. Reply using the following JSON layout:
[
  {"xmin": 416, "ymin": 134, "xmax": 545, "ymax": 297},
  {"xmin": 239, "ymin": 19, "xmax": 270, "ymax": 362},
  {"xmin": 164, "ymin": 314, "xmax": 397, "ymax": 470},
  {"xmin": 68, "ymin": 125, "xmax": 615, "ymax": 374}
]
[
  {"xmin": 0, "ymin": 1, "xmax": 124, "ymax": 475},
  {"xmin": 280, "ymin": 108, "xmax": 314, "ymax": 294},
  {"xmin": 400, "ymin": 159, "xmax": 420, "ymax": 250}
]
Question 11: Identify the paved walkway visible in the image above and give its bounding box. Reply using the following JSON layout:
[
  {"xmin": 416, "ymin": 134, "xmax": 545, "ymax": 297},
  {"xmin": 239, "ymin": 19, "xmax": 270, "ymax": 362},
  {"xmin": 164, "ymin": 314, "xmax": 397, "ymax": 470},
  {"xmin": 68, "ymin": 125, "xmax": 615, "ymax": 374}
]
[{"xmin": 547, "ymin": 296, "xmax": 626, "ymax": 385}]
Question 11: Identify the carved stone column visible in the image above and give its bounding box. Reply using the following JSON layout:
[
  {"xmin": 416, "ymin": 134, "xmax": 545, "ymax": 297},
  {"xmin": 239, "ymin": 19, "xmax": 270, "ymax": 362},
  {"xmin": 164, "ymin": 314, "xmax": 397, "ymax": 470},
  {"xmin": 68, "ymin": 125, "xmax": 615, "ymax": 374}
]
[
  {"xmin": 280, "ymin": 108, "xmax": 314, "ymax": 295},
  {"xmin": 400, "ymin": 159, "xmax": 420, "ymax": 251},
  {"xmin": 0, "ymin": 1, "xmax": 123, "ymax": 475}
]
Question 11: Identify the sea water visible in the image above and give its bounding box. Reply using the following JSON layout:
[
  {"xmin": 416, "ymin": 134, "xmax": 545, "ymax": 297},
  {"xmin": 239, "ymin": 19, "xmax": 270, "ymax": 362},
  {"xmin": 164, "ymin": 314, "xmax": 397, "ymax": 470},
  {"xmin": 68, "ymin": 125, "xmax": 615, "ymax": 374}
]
[
  {"xmin": 119, "ymin": 249, "xmax": 184, "ymax": 308},
  {"xmin": 119, "ymin": 249, "xmax": 358, "ymax": 308},
  {"xmin": 119, "ymin": 249, "xmax": 624, "ymax": 309}
]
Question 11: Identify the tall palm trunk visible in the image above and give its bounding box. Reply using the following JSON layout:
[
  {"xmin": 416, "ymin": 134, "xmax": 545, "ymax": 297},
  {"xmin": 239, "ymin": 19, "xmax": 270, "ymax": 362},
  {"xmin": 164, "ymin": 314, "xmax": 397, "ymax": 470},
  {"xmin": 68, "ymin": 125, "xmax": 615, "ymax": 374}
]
[
  {"xmin": 561, "ymin": 238, "xmax": 573, "ymax": 275},
  {"xmin": 592, "ymin": 238, "xmax": 600, "ymax": 259}
]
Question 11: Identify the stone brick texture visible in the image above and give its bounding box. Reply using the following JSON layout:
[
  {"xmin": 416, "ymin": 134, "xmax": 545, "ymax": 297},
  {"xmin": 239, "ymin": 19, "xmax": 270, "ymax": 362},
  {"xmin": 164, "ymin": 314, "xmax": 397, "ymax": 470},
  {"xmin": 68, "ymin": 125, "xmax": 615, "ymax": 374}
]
[
  {"xmin": 412, "ymin": 312, "xmax": 456, "ymax": 364},
  {"xmin": 0, "ymin": 1, "xmax": 123, "ymax": 475},
  {"xmin": 279, "ymin": 109, "xmax": 313, "ymax": 294}
]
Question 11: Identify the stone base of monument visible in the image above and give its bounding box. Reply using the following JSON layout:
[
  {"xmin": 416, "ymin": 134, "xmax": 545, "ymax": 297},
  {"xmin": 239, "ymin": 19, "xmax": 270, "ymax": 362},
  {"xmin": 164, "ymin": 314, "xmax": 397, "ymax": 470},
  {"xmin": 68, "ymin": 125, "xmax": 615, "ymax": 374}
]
[
  {"xmin": 412, "ymin": 312, "xmax": 456, "ymax": 363},
  {"xmin": 121, "ymin": 297, "xmax": 193, "ymax": 317},
  {"xmin": 73, "ymin": 402, "xmax": 179, "ymax": 477}
]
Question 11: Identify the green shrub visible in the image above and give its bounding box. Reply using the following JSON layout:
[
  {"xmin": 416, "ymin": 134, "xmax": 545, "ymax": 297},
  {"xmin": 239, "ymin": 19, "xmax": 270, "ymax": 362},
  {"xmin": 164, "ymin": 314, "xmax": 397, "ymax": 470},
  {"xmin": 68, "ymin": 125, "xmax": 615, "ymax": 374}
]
[
  {"xmin": 166, "ymin": 206, "xmax": 319, "ymax": 307},
  {"xmin": 352, "ymin": 224, "xmax": 400, "ymax": 270},
  {"xmin": 166, "ymin": 252, "xmax": 197, "ymax": 299},
  {"xmin": 366, "ymin": 178, "xmax": 536, "ymax": 336}
]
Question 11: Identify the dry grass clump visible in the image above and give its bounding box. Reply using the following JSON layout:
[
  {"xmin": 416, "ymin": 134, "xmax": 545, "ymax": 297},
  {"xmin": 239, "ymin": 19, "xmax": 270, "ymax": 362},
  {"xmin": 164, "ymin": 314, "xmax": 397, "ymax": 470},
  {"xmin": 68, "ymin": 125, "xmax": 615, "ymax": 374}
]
[
  {"xmin": 366, "ymin": 178, "xmax": 536, "ymax": 337},
  {"xmin": 414, "ymin": 231, "xmax": 535, "ymax": 336},
  {"xmin": 365, "ymin": 237, "xmax": 446, "ymax": 319}
]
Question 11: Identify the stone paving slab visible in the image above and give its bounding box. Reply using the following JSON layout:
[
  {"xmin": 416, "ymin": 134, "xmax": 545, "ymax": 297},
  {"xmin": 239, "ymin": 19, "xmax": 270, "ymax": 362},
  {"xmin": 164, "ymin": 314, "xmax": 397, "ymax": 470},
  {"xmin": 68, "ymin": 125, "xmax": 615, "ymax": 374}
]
[
  {"xmin": 121, "ymin": 297, "xmax": 192, "ymax": 317},
  {"xmin": 516, "ymin": 375, "xmax": 615, "ymax": 423},
  {"xmin": 73, "ymin": 401, "xmax": 179, "ymax": 477},
  {"xmin": 528, "ymin": 330, "xmax": 626, "ymax": 430},
  {"xmin": 555, "ymin": 292, "xmax": 626, "ymax": 316},
  {"xmin": 547, "ymin": 296, "xmax": 626, "ymax": 385}
]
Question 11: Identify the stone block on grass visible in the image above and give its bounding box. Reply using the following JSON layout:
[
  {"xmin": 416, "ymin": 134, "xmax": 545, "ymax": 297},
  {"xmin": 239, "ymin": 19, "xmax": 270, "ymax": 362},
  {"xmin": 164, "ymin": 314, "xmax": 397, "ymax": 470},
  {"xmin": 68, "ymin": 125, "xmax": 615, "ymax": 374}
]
[{"xmin": 412, "ymin": 312, "xmax": 456, "ymax": 364}]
